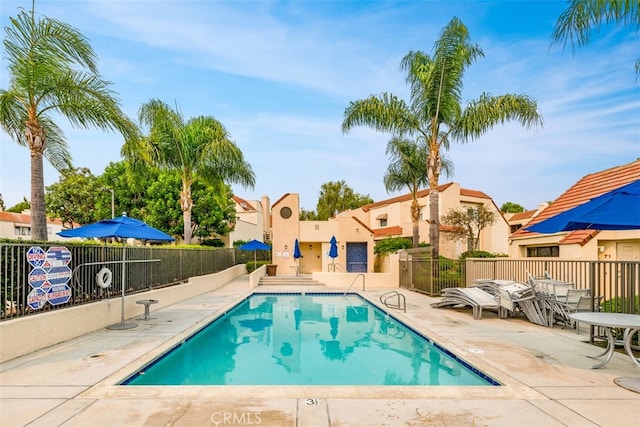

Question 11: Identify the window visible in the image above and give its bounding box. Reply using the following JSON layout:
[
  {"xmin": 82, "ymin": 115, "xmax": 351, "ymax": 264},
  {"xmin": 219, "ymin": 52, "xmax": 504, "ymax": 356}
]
[
  {"xmin": 279, "ymin": 207, "xmax": 292, "ymax": 219},
  {"xmin": 527, "ymin": 246, "xmax": 559, "ymax": 257},
  {"xmin": 379, "ymin": 219, "xmax": 387, "ymax": 227},
  {"xmin": 510, "ymin": 224, "xmax": 522, "ymax": 233},
  {"xmin": 15, "ymin": 226, "xmax": 30, "ymax": 236}
]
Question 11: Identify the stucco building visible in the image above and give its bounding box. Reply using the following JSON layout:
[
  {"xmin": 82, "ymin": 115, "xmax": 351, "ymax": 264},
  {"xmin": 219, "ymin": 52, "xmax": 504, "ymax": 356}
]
[
  {"xmin": 0, "ymin": 211, "xmax": 70, "ymax": 242},
  {"xmin": 510, "ymin": 159, "xmax": 640, "ymax": 260},
  {"xmin": 255, "ymin": 182, "xmax": 509, "ymax": 276}
]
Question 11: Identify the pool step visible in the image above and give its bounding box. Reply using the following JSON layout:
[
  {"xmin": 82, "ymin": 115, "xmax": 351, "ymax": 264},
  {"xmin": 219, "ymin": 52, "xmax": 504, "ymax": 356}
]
[{"xmin": 259, "ymin": 275, "xmax": 325, "ymax": 286}]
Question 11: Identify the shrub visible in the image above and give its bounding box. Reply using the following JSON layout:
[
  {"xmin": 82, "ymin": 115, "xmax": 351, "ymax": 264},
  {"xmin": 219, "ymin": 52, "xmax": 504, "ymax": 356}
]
[
  {"xmin": 246, "ymin": 260, "xmax": 269, "ymax": 273},
  {"xmin": 374, "ymin": 237, "xmax": 413, "ymax": 255},
  {"xmin": 460, "ymin": 250, "xmax": 493, "ymax": 259}
]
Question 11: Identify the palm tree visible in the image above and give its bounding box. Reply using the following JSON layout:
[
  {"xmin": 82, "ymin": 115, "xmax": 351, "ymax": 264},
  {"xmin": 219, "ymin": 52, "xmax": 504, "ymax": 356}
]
[
  {"xmin": 383, "ymin": 136, "xmax": 453, "ymax": 248},
  {"xmin": 0, "ymin": 3, "xmax": 138, "ymax": 241},
  {"xmin": 128, "ymin": 99, "xmax": 255, "ymax": 244},
  {"xmin": 343, "ymin": 17, "xmax": 543, "ymax": 260},
  {"xmin": 551, "ymin": 0, "xmax": 639, "ymax": 77}
]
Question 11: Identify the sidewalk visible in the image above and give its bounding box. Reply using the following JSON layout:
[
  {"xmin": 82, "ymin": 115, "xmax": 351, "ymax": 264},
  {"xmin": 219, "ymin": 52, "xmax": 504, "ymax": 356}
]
[{"xmin": 1, "ymin": 275, "xmax": 638, "ymax": 426}]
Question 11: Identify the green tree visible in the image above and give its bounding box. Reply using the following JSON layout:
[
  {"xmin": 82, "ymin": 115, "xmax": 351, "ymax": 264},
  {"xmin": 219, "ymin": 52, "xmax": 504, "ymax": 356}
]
[
  {"xmin": 191, "ymin": 181, "xmax": 236, "ymax": 240},
  {"xmin": 6, "ymin": 197, "xmax": 30, "ymax": 213},
  {"xmin": 316, "ymin": 180, "xmax": 373, "ymax": 220},
  {"xmin": 383, "ymin": 136, "xmax": 453, "ymax": 247},
  {"xmin": 441, "ymin": 205, "xmax": 497, "ymax": 251},
  {"xmin": 98, "ymin": 160, "xmax": 154, "ymax": 220},
  {"xmin": 342, "ymin": 17, "xmax": 542, "ymax": 260},
  {"xmin": 45, "ymin": 167, "xmax": 102, "ymax": 227},
  {"xmin": 299, "ymin": 208, "xmax": 318, "ymax": 220},
  {"xmin": 552, "ymin": 0, "xmax": 639, "ymax": 77},
  {"xmin": 144, "ymin": 170, "xmax": 236, "ymax": 239},
  {"xmin": 0, "ymin": 4, "xmax": 138, "ymax": 240},
  {"xmin": 126, "ymin": 99, "xmax": 255, "ymax": 244},
  {"xmin": 0, "ymin": 194, "xmax": 5, "ymax": 211},
  {"xmin": 500, "ymin": 202, "xmax": 525, "ymax": 213}
]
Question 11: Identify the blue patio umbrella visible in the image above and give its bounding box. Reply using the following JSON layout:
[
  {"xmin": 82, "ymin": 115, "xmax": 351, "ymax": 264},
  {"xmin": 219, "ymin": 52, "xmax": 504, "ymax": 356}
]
[
  {"xmin": 239, "ymin": 239, "xmax": 271, "ymax": 264},
  {"xmin": 58, "ymin": 214, "xmax": 174, "ymax": 330},
  {"xmin": 526, "ymin": 180, "xmax": 640, "ymax": 233},
  {"xmin": 293, "ymin": 239, "xmax": 302, "ymax": 276},
  {"xmin": 329, "ymin": 236, "xmax": 338, "ymax": 271},
  {"xmin": 293, "ymin": 239, "xmax": 302, "ymax": 259},
  {"xmin": 58, "ymin": 214, "xmax": 175, "ymax": 241}
]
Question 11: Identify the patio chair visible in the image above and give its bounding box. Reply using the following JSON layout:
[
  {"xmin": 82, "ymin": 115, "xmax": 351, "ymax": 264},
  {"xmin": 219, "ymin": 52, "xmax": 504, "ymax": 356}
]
[
  {"xmin": 497, "ymin": 281, "xmax": 532, "ymax": 318},
  {"xmin": 564, "ymin": 288, "xmax": 590, "ymax": 311},
  {"xmin": 572, "ymin": 295, "xmax": 604, "ymax": 334},
  {"xmin": 431, "ymin": 287, "xmax": 502, "ymax": 320}
]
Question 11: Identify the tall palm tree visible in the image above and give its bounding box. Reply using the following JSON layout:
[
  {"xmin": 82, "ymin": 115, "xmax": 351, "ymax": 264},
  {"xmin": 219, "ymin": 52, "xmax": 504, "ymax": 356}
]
[
  {"xmin": 343, "ymin": 17, "xmax": 543, "ymax": 260},
  {"xmin": 0, "ymin": 3, "xmax": 138, "ymax": 241},
  {"xmin": 383, "ymin": 136, "xmax": 453, "ymax": 248},
  {"xmin": 551, "ymin": 0, "xmax": 639, "ymax": 77},
  {"xmin": 128, "ymin": 99, "xmax": 255, "ymax": 244}
]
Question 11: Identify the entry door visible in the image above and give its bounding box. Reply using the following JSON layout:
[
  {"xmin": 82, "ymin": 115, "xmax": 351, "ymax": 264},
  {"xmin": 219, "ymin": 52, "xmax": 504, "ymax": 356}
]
[{"xmin": 346, "ymin": 242, "xmax": 367, "ymax": 272}]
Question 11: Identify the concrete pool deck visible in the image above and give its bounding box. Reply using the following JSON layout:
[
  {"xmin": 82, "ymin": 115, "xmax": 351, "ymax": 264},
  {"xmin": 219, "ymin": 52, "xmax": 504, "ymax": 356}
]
[{"xmin": 1, "ymin": 274, "xmax": 638, "ymax": 426}]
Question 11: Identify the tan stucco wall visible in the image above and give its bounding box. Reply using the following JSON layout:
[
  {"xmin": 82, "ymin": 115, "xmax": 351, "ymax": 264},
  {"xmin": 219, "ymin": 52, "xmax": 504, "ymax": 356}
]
[
  {"xmin": 510, "ymin": 230, "xmax": 640, "ymax": 260},
  {"xmin": 0, "ymin": 265, "xmax": 247, "ymax": 363},
  {"xmin": 271, "ymin": 194, "xmax": 376, "ymax": 274},
  {"xmin": 313, "ymin": 253, "xmax": 400, "ymax": 288}
]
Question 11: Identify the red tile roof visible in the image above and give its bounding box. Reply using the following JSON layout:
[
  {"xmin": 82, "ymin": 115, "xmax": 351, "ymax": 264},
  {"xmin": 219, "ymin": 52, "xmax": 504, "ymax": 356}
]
[
  {"xmin": 361, "ymin": 182, "xmax": 489, "ymax": 212},
  {"xmin": 373, "ymin": 226, "xmax": 403, "ymax": 238},
  {"xmin": 513, "ymin": 159, "xmax": 640, "ymax": 241},
  {"xmin": 233, "ymin": 195, "xmax": 255, "ymax": 211},
  {"xmin": 0, "ymin": 211, "xmax": 64, "ymax": 225},
  {"xmin": 509, "ymin": 210, "xmax": 536, "ymax": 222}
]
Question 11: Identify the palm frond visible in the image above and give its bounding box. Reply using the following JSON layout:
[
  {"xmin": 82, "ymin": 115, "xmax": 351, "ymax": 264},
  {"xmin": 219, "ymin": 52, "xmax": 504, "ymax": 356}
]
[
  {"xmin": 342, "ymin": 93, "xmax": 415, "ymax": 135},
  {"xmin": 453, "ymin": 93, "xmax": 543, "ymax": 142}
]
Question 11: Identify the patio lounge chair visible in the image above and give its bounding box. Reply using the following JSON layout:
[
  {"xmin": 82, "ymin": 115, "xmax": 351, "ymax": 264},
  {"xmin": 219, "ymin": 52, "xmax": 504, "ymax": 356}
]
[{"xmin": 431, "ymin": 287, "xmax": 502, "ymax": 320}]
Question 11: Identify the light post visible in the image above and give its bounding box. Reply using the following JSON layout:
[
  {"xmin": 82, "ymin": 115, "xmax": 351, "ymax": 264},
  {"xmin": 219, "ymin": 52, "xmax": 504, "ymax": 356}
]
[{"xmin": 102, "ymin": 187, "xmax": 115, "ymax": 218}]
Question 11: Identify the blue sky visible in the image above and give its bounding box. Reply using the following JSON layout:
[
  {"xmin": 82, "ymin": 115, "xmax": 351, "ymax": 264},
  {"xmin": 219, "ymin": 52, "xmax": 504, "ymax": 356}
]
[{"xmin": 1, "ymin": 0, "xmax": 638, "ymax": 212}]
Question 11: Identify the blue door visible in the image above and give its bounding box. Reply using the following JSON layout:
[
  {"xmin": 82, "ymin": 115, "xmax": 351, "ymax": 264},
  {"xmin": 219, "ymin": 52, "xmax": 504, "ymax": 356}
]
[{"xmin": 346, "ymin": 242, "xmax": 367, "ymax": 272}]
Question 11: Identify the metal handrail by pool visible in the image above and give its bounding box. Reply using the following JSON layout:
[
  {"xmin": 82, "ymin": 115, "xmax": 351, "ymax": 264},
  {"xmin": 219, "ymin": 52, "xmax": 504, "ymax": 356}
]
[
  {"xmin": 344, "ymin": 274, "xmax": 365, "ymax": 295},
  {"xmin": 380, "ymin": 290, "xmax": 406, "ymax": 312}
]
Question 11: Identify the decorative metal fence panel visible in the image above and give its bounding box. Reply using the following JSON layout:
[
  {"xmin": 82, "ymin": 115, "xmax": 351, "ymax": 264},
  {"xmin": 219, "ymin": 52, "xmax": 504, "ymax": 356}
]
[
  {"xmin": 0, "ymin": 243, "xmax": 235, "ymax": 321},
  {"xmin": 399, "ymin": 249, "xmax": 466, "ymax": 296}
]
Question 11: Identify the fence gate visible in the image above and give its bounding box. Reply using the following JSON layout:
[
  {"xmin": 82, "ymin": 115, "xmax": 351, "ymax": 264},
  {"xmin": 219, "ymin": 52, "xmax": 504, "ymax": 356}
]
[{"xmin": 399, "ymin": 248, "xmax": 434, "ymax": 294}]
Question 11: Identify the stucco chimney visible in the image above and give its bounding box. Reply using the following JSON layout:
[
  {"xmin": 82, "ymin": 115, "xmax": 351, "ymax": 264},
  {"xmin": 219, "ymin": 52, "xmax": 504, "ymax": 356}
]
[{"xmin": 261, "ymin": 195, "xmax": 271, "ymax": 240}]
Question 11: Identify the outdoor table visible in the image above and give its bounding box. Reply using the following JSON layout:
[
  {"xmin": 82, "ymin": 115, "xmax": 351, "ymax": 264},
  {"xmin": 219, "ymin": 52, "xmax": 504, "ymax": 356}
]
[
  {"xmin": 136, "ymin": 299, "xmax": 159, "ymax": 321},
  {"xmin": 568, "ymin": 312, "xmax": 640, "ymax": 369}
]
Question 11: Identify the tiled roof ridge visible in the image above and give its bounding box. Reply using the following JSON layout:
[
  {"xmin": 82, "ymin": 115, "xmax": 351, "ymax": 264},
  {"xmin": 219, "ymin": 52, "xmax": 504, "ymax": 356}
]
[{"xmin": 362, "ymin": 182, "xmax": 489, "ymax": 211}]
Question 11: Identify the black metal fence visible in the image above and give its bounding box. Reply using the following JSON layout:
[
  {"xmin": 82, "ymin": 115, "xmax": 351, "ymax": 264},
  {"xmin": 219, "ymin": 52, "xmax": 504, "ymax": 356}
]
[
  {"xmin": 0, "ymin": 242, "xmax": 236, "ymax": 320},
  {"xmin": 400, "ymin": 254, "xmax": 639, "ymax": 315}
]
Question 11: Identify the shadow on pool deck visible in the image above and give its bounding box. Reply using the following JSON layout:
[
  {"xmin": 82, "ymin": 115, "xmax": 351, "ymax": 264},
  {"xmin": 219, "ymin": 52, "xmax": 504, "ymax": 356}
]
[{"xmin": 1, "ymin": 274, "xmax": 638, "ymax": 426}]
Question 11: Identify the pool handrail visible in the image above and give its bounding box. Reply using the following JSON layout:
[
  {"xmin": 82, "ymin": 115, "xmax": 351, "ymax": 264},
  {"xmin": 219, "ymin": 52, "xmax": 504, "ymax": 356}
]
[
  {"xmin": 380, "ymin": 290, "xmax": 406, "ymax": 312},
  {"xmin": 344, "ymin": 273, "xmax": 365, "ymax": 295}
]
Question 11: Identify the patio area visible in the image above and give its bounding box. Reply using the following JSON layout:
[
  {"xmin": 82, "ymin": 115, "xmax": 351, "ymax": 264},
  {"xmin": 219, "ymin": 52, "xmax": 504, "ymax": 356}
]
[{"xmin": 1, "ymin": 274, "xmax": 638, "ymax": 426}]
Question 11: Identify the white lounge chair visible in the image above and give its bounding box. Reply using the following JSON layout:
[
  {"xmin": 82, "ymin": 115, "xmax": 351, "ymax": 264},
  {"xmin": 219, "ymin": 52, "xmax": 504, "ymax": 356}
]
[{"xmin": 431, "ymin": 287, "xmax": 502, "ymax": 320}]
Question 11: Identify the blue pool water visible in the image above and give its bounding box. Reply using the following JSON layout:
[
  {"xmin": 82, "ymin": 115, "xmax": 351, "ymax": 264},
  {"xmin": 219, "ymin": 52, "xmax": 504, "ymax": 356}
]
[{"xmin": 122, "ymin": 293, "xmax": 499, "ymax": 386}]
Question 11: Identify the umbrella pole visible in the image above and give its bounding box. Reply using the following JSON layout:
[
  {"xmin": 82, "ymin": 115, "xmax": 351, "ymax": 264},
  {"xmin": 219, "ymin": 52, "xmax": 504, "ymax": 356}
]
[{"xmin": 107, "ymin": 242, "xmax": 137, "ymax": 330}]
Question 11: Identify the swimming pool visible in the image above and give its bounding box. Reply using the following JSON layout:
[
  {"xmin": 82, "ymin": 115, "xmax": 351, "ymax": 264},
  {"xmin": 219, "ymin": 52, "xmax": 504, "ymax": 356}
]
[{"xmin": 122, "ymin": 293, "xmax": 499, "ymax": 386}]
